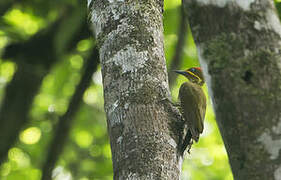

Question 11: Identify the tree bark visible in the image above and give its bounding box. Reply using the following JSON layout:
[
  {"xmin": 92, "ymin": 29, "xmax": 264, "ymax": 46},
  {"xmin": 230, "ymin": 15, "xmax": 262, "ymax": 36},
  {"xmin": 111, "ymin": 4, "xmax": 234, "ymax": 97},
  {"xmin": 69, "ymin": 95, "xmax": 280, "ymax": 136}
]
[
  {"xmin": 183, "ymin": 0, "xmax": 281, "ymax": 179},
  {"xmin": 88, "ymin": 0, "xmax": 184, "ymax": 179}
]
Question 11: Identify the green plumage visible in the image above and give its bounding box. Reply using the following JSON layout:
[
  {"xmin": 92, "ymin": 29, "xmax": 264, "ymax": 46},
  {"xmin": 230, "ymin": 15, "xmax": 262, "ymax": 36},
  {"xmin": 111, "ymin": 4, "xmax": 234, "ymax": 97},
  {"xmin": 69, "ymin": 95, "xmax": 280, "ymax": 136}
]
[{"xmin": 178, "ymin": 78, "xmax": 206, "ymax": 142}]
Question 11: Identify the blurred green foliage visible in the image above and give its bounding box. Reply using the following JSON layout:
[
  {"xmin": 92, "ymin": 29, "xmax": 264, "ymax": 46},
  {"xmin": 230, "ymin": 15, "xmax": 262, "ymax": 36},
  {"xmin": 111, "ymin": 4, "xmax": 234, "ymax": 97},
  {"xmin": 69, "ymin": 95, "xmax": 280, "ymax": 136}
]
[{"xmin": 0, "ymin": 0, "xmax": 280, "ymax": 179}]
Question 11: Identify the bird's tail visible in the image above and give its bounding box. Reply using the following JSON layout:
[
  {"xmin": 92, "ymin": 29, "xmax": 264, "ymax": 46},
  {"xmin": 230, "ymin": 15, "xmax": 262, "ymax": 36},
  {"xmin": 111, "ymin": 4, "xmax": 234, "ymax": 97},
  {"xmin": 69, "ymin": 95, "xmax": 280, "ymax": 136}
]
[{"xmin": 179, "ymin": 130, "xmax": 192, "ymax": 155}]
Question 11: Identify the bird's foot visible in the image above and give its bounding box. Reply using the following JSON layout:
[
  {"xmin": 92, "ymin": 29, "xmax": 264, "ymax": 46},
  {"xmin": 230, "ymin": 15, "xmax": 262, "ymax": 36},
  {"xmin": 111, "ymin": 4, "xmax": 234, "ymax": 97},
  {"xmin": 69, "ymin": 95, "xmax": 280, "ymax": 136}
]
[
  {"xmin": 186, "ymin": 140, "xmax": 193, "ymax": 154},
  {"xmin": 160, "ymin": 97, "xmax": 180, "ymax": 107}
]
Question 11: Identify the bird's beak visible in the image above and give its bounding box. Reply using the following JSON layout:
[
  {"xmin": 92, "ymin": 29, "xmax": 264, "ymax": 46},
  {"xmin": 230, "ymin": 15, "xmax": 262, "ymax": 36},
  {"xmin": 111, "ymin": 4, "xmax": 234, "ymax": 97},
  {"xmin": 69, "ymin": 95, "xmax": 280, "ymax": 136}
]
[{"xmin": 173, "ymin": 70, "xmax": 186, "ymax": 76}]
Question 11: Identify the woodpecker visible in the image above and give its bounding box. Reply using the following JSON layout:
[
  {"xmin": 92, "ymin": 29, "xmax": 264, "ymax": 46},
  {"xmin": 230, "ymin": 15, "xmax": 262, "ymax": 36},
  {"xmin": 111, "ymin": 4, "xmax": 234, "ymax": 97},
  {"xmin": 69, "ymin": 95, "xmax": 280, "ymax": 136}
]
[{"xmin": 175, "ymin": 67, "xmax": 206, "ymax": 154}]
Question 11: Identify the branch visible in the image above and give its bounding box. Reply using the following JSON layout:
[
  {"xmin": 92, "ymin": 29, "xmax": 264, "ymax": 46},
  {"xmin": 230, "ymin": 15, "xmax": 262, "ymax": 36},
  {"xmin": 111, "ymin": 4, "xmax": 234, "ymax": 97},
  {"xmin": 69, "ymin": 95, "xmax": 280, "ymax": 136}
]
[
  {"xmin": 168, "ymin": 5, "xmax": 188, "ymax": 88},
  {"xmin": 0, "ymin": 0, "xmax": 13, "ymax": 16},
  {"xmin": 0, "ymin": 18, "xmax": 62, "ymax": 165},
  {"xmin": 0, "ymin": 6, "xmax": 90, "ymax": 165},
  {"xmin": 41, "ymin": 47, "xmax": 99, "ymax": 180}
]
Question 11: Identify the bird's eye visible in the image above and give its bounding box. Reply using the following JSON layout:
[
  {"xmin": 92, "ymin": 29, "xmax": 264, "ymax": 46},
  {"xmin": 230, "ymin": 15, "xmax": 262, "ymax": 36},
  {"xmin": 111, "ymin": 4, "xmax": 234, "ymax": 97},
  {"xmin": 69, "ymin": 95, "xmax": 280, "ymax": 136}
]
[{"xmin": 190, "ymin": 68, "xmax": 195, "ymax": 72}]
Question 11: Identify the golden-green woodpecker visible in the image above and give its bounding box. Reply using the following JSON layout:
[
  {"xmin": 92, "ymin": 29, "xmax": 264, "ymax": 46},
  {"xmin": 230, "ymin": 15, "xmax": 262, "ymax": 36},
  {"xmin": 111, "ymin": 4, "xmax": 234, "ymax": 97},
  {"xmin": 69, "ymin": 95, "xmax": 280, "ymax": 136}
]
[{"xmin": 175, "ymin": 67, "xmax": 206, "ymax": 154}]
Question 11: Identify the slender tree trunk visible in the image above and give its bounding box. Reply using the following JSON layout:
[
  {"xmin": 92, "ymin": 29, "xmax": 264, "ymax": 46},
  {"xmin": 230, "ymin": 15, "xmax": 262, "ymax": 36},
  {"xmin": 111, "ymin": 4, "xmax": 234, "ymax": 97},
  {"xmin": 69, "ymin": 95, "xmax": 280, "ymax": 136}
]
[
  {"xmin": 88, "ymin": 0, "xmax": 184, "ymax": 179},
  {"xmin": 0, "ymin": 62, "xmax": 49, "ymax": 165},
  {"xmin": 41, "ymin": 48, "xmax": 99, "ymax": 180},
  {"xmin": 0, "ymin": 18, "xmax": 60, "ymax": 164},
  {"xmin": 0, "ymin": 6, "xmax": 89, "ymax": 165},
  {"xmin": 183, "ymin": 0, "xmax": 281, "ymax": 179},
  {"xmin": 168, "ymin": 5, "xmax": 188, "ymax": 88}
]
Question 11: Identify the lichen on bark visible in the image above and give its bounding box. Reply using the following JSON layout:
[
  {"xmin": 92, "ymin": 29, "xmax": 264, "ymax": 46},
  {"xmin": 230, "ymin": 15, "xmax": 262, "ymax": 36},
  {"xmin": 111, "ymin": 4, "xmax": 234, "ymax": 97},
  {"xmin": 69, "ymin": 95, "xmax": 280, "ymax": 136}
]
[
  {"xmin": 183, "ymin": 0, "xmax": 281, "ymax": 179},
  {"xmin": 89, "ymin": 0, "xmax": 183, "ymax": 179}
]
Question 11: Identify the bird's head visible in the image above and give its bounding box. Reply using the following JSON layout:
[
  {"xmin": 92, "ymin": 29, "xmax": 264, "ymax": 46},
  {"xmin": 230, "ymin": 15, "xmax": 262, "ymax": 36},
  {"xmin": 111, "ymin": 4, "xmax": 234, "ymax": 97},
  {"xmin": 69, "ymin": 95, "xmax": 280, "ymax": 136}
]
[{"xmin": 174, "ymin": 67, "xmax": 205, "ymax": 86}]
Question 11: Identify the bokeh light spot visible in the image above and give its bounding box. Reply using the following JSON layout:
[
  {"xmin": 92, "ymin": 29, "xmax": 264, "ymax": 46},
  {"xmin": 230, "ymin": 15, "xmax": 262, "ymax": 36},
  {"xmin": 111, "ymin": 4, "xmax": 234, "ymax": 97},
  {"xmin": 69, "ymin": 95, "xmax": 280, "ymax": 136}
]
[
  {"xmin": 8, "ymin": 148, "xmax": 30, "ymax": 167},
  {"xmin": 4, "ymin": 9, "xmax": 42, "ymax": 35},
  {"xmin": 52, "ymin": 166, "xmax": 72, "ymax": 180},
  {"xmin": 48, "ymin": 104, "xmax": 56, "ymax": 112},
  {"xmin": 74, "ymin": 130, "xmax": 93, "ymax": 148},
  {"xmin": 77, "ymin": 39, "xmax": 92, "ymax": 52},
  {"xmin": 0, "ymin": 36, "xmax": 8, "ymax": 49},
  {"xmin": 83, "ymin": 87, "xmax": 96, "ymax": 105},
  {"xmin": 83, "ymin": 85, "xmax": 104, "ymax": 105},
  {"xmin": 0, "ymin": 162, "xmax": 11, "ymax": 176},
  {"xmin": 34, "ymin": 94, "xmax": 53, "ymax": 111},
  {"xmin": 92, "ymin": 70, "xmax": 102, "ymax": 85},
  {"xmin": 0, "ymin": 61, "xmax": 16, "ymax": 83},
  {"xmin": 70, "ymin": 54, "xmax": 83, "ymax": 69},
  {"xmin": 20, "ymin": 127, "xmax": 42, "ymax": 145}
]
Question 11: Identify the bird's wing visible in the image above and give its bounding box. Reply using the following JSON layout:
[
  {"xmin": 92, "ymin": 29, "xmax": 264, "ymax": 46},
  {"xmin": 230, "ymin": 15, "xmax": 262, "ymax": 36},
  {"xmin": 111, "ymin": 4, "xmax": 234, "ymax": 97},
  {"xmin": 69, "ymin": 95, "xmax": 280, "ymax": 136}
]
[{"xmin": 179, "ymin": 82, "xmax": 206, "ymax": 141}]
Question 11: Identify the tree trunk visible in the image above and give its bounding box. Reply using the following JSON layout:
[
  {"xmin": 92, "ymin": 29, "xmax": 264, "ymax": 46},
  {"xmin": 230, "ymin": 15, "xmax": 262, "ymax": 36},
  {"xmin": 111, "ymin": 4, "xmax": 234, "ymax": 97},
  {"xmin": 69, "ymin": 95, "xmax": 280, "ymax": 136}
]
[
  {"xmin": 41, "ymin": 47, "xmax": 99, "ymax": 180},
  {"xmin": 183, "ymin": 0, "xmax": 281, "ymax": 179},
  {"xmin": 88, "ymin": 0, "xmax": 184, "ymax": 179},
  {"xmin": 0, "ymin": 6, "xmax": 89, "ymax": 165}
]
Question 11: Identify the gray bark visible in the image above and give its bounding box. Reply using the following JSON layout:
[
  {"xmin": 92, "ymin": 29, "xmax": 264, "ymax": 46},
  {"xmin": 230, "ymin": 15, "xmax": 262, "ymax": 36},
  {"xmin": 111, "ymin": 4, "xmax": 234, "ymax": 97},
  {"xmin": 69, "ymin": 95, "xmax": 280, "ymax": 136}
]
[
  {"xmin": 88, "ymin": 0, "xmax": 184, "ymax": 179},
  {"xmin": 183, "ymin": 0, "xmax": 281, "ymax": 179}
]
